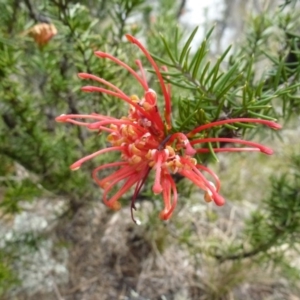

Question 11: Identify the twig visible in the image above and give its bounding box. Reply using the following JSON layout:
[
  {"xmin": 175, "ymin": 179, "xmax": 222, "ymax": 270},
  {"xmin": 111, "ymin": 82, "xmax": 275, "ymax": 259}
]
[
  {"xmin": 177, "ymin": 0, "xmax": 186, "ymax": 18},
  {"xmin": 23, "ymin": 0, "xmax": 50, "ymax": 23},
  {"xmin": 64, "ymin": 276, "xmax": 99, "ymax": 295},
  {"xmin": 53, "ymin": 279, "xmax": 64, "ymax": 300}
]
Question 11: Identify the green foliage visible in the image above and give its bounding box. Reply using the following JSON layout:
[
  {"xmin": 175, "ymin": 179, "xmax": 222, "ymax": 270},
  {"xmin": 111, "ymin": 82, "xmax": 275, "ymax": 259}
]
[
  {"xmin": 1, "ymin": 179, "xmax": 42, "ymax": 214},
  {"xmin": 0, "ymin": 253, "xmax": 19, "ymax": 297},
  {"xmin": 247, "ymin": 155, "xmax": 300, "ymax": 251},
  {"xmin": 152, "ymin": 21, "xmax": 300, "ymax": 133},
  {"xmin": 212, "ymin": 155, "xmax": 300, "ymax": 282}
]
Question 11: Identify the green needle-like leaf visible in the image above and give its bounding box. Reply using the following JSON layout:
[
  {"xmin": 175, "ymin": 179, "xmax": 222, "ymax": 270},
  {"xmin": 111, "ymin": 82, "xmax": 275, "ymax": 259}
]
[{"xmin": 179, "ymin": 26, "xmax": 199, "ymax": 64}]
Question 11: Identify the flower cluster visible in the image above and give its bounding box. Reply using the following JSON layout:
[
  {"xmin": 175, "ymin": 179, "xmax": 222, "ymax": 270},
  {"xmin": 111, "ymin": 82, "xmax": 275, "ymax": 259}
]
[
  {"xmin": 56, "ymin": 34, "xmax": 281, "ymax": 221},
  {"xmin": 22, "ymin": 23, "xmax": 57, "ymax": 46}
]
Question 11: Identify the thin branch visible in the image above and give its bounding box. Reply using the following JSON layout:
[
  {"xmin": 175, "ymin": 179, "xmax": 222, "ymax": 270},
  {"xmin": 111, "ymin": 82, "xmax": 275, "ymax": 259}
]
[
  {"xmin": 177, "ymin": 0, "xmax": 186, "ymax": 18},
  {"xmin": 23, "ymin": 0, "xmax": 50, "ymax": 23}
]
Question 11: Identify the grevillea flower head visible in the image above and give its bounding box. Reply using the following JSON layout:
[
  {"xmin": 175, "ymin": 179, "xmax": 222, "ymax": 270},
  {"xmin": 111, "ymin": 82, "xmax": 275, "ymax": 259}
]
[
  {"xmin": 56, "ymin": 34, "xmax": 281, "ymax": 222},
  {"xmin": 22, "ymin": 23, "xmax": 57, "ymax": 46}
]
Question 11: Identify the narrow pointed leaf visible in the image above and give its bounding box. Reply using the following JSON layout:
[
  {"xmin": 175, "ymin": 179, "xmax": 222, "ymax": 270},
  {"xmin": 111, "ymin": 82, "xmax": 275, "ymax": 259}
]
[
  {"xmin": 160, "ymin": 34, "xmax": 178, "ymax": 64},
  {"xmin": 179, "ymin": 26, "xmax": 199, "ymax": 64}
]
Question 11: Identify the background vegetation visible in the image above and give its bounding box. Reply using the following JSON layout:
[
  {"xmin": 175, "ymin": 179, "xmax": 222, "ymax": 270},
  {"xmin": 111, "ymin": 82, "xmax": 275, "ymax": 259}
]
[{"xmin": 0, "ymin": 0, "xmax": 300, "ymax": 299}]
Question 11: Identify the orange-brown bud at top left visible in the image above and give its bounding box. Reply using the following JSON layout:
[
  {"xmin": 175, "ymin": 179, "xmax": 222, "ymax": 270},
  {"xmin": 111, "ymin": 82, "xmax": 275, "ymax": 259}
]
[{"xmin": 24, "ymin": 23, "xmax": 57, "ymax": 46}]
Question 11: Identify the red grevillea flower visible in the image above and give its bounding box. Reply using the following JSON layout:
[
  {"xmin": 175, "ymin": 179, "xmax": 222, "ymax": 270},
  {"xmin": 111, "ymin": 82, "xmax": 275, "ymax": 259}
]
[{"xmin": 56, "ymin": 34, "xmax": 281, "ymax": 222}]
